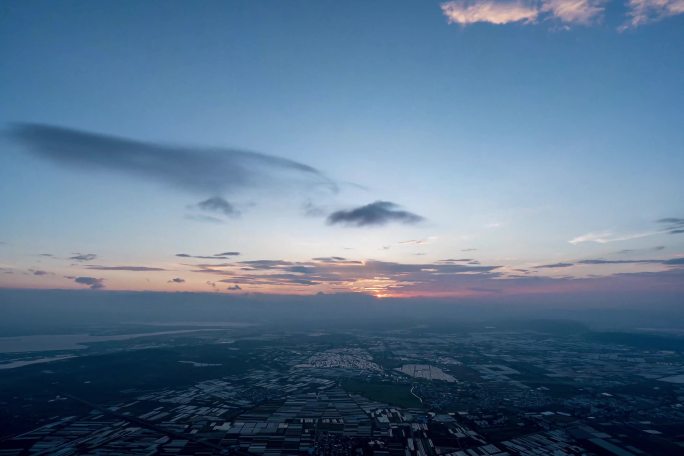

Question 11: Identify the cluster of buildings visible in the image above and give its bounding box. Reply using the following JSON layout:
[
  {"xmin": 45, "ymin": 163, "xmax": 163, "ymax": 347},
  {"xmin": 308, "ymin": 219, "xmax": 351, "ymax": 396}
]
[{"xmin": 1, "ymin": 328, "xmax": 684, "ymax": 455}]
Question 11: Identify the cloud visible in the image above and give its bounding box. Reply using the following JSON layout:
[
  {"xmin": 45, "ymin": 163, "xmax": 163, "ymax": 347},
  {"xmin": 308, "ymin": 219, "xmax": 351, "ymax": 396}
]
[
  {"xmin": 238, "ymin": 260, "xmax": 297, "ymax": 270},
  {"xmin": 70, "ymin": 253, "xmax": 97, "ymax": 262},
  {"xmin": 168, "ymin": 277, "xmax": 185, "ymax": 283},
  {"xmin": 568, "ymin": 230, "xmax": 657, "ymax": 244},
  {"xmin": 578, "ymin": 258, "xmax": 656, "ymax": 265},
  {"xmin": 541, "ymin": 0, "xmax": 606, "ymax": 24},
  {"xmin": 30, "ymin": 269, "xmax": 51, "ymax": 276},
  {"xmin": 571, "ymin": 218, "xmax": 684, "ymax": 245},
  {"xmin": 438, "ymin": 258, "xmax": 476, "ymax": 263},
  {"xmin": 196, "ymin": 196, "xmax": 240, "ymax": 218},
  {"xmin": 441, "ymin": 0, "xmax": 539, "ymax": 25},
  {"xmin": 617, "ymin": 245, "xmax": 665, "ymax": 254},
  {"xmin": 312, "ymin": 257, "xmax": 362, "ymax": 264},
  {"xmin": 53, "ymin": 250, "xmax": 684, "ymax": 297},
  {"xmin": 189, "ymin": 256, "xmax": 501, "ymax": 295},
  {"xmin": 176, "ymin": 252, "xmax": 240, "ymax": 260},
  {"xmin": 399, "ymin": 237, "xmax": 436, "ymax": 245},
  {"xmin": 658, "ymin": 217, "xmax": 684, "ymax": 234},
  {"xmin": 84, "ymin": 265, "xmax": 166, "ymax": 271},
  {"xmin": 441, "ymin": 0, "xmax": 605, "ymax": 26},
  {"xmin": 327, "ymin": 201, "xmax": 424, "ymax": 227},
  {"xmin": 577, "ymin": 257, "xmax": 684, "ymax": 266},
  {"xmin": 664, "ymin": 257, "xmax": 684, "ymax": 265},
  {"xmin": 8, "ymin": 123, "xmax": 337, "ymax": 195},
  {"xmin": 536, "ymin": 262, "xmax": 575, "ymax": 268},
  {"xmin": 622, "ymin": 0, "xmax": 684, "ymax": 29},
  {"xmin": 302, "ymin": 200, "xmax": 327, "ymax": 217},
  {"xmin": 184, "ymin": 250, "xmax": 684, "ymax": 297},
  {"xmin": 73, "ymin": 276, "xmax": 105, "ymax": 289}
]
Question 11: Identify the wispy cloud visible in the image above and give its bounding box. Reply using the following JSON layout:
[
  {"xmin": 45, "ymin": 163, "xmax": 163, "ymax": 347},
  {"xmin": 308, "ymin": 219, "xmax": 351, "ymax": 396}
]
[
  {"xmin": 84, "ymin": 265, "xmax": 166, "ymax": 271},
  {"xmin": 622, "ymin": 0, "xmax": 684, "ymax": 29},
  {"xmin": 541, "ymin": 0, "xmax": 606, "ymax": 24},
  {"xmin": 569, "ymin": 230, "xmax": 657, "ymax": 244},
  {"xmin": 176, "ymin": 252, "xmax": 240, "ymax": 260},
  {"xmin": 302, "ymin": 200, "xmax": 327, "ymax": 217},
  {"xmin": 530, "ymin": 257, "xmax": 684, "ymax": 267},
  {"xmin": 398, "ymin": 236, "xmax": 437, "ymax": 245},
  {"xmin": 312, "ymin": 257, "xmax": 363, "ymax": 264},
  {"xmin": 441, "ymin": 0, "xmax": 539, "ymax": 25},
  {"xmin": 30, "ymin": 269, "xmax": 52, "ymax": 276},
  {"xmin": 70, "ymin": 253, "xmax": 97, "ymax": 262},
  {"xmin": 617, "ymin": 245, "xmax": 665, "ymax": 254},
  {"xmin": 438, "ymin": 258, "xmax": 476, "ymax": 263},
  {"xmin": 168, "ymin": 277, "xmax": 185, "ymax": 283},
  {"xmin": 570, "ymin": 218, "xmax": 684, "ymax": 244},
  {"xmin": 216, "ymin": 251, "xmax": 240, "ymax": 257},
  {"xmin": 536, "ymin": 262, "xmax": 575, "ymax": 268},
  {"xmin": 441, "ymin": 0, "xmax": 683, "ymax": 29},
  {"xmin": 440, "ymin": 0, "xmax": 605, "ymax": 26},
  {"xmin": 327, "ymin": 201, "xmax": 424, "ymax": 227},
  {"xmin": 578, "ymin": 258, "xmax": 657, "ymax": 265},
  {"xmin": 657, "ymin": 217, "xmax": 684, "ymax": 234},
  {"xmin": 8, "ymin": 123, "xmax": 337, "ymax": 196}
]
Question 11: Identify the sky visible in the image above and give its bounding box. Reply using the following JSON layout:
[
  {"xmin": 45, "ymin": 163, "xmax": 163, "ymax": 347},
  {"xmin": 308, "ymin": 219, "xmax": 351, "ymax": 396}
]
[{"xmin": 0, "ymin": 0, "xmax": 683, "ymax": 300}]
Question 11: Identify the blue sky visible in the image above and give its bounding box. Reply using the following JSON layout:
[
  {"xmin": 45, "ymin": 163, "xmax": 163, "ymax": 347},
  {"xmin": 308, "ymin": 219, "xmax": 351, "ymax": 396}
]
[{"xmin": 1, "ymin": 0, "xmax": 683, "ymax": 297}]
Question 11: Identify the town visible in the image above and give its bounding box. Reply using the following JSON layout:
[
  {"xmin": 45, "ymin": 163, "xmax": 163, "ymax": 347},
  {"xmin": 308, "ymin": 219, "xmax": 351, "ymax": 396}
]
[{"xmin": 1, "ymin": 324, "xmax": 683, "ymax": 455}]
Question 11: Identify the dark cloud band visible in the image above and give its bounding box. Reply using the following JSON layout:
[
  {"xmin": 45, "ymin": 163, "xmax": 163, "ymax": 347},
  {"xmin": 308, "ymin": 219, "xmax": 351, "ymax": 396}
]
[{"xmin": 8, "ymin": 123, "xmax": 337, "ymax": 195}]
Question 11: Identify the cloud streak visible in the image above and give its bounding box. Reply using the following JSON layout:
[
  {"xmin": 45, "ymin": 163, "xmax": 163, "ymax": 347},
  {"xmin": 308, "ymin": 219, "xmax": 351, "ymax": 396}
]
[
  {"xmin": 176, "ymin": 252, "xmax": 240, "ymax": 260},
  {"xmin": 327, "ymin": 201, "xmax": 424, "ymax": 227},
  {"xmin": 536, "ymin": 262, "xmax": 575, "ymax": 268},
  {"xmin": 530, "ymin": 257, "xmax": 684, "ymax": 267},
  {"xmin": 84, "ymin": 265, "xmax": 166, "ymax": 271},
  {"xmin": 569, "ymin": 230, "xmax": 658, "ymax": 244},
  {"xmin": 622, "ymin": 0, "xmax": 684, "ymax": 29},
  {"xmin": 70, "ymin": 253, "xmax": 97, "ymax": 262},
  {"xmin": 441, "ymin": 0, "xmax": 539, "ymax": 25},
  {"xmin": 8, "ymin": 123, "xmax": 337, "ymax": 196},
  {"xmin": 570, "ymin": 218, "xmax": 684, "ymax": 245},
  {"xmin": 658, "ymin": 217, "xmax": 684, "ymax": 234},
  {"xmin": 541, "ymin": 0, "xmax": 606, "ymax": 24},
  {"xmin": 440, "ymin": 0, "xmax": 605, "ymax": 26}
]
